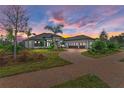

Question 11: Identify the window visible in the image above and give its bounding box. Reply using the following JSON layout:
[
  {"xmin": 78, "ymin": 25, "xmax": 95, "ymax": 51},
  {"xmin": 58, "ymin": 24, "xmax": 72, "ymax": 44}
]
[
  {"xmin": 89, "ymin": 42, "xmax": 92, "ymax": 45},
  {"xmin": 34, "ymin": 41, "xmax": 41, "ymax": 47},
  {"xmin": 35, "ymin": 41, "xmax": 37, "ymax": 43},
  {"xmin": 76, "ymin": 42, "xmax": 79, "ymax": 45},
  {"xmin": 80, "ymin": 42, "xmax": 83, "ymax": 46},
  {"xmin": 83, "ymin": 42, "xmax": 86, "ymax": 46}
]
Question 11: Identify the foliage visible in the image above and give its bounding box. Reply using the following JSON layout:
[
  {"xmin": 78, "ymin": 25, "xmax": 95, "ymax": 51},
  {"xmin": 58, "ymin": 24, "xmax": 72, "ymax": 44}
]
[
  {"xmin": 18, "ymin": 50, "xmax": 44, "ymax": 62},
  {"xmin": 99, "ymin": 29, "xmax": 108, "ymax": 41},
  {"xmin": 44, "ymin": 24, "xmax": 64, "ymax": 34},
  {"xmin": 110, "ymin": 33, "xmax": 124, "ymax": 47},
  {"xmin": 44, "ymin": 24, "xmax": 64, "ymax": 49},
  {"xmin": 90, "ymin": 40, "xmax": 108, "ymax": 54},
  {"xmin": 89, "ymin": 40, "xmax": 119, "ymax": 55},
  {"xmin": 0, "ymin": 44, "xmax": 4, "ymax": 49},
  {"xmin": 53, "ymin": 74, "xmax": 109, "ymax": 88},
  {"xmin": 0, "ymin": 53, "xmax": 14, "ymax": 67},
  {"xmin": 0, "ymin": 49, "xmax": 71, "ymax": 78},
  {"xmin": 40, "ymin": 40, "xmax": 44, "ymax": 47},
  {"xmin": 82, "ymin": 50, "xmax": 119, "ymax": 58},
  {"xmin": 4, "ymin": 44, "xmax": 23, "ymax": 53},
  {"xmin": 106, "ymin": 41, "xmax": 119, "ymax": 51},
  {"xmin": 25, "ymin": 28, "xmax": 33, "ymax": 37},
  {"xmin": 120, "ymin": 58, "xmax": 124, "ymax": 62},
  {"xmin": 1, "ymin": 6, "xmax": 30, "ymax": 60},
  {"xmin": 48, "ymin": 44, "xmax": 54, "ymax": 49},
  {"xmin": 6, "ymin": 27, "xmax": 14, "ymax": 42},
  {"xmin": 18, "ymin": 50, "xmax": 32, "ymax": 62},
  {"xmin": 0, "ymin": 56, "xmax": 8, "ymax": 67}
]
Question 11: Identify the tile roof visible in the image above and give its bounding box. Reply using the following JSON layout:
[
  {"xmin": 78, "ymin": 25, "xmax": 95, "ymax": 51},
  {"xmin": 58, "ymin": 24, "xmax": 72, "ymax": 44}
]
[{"xmin": 64, "ymin": 35, "xmax": 94, "ymax": 41}]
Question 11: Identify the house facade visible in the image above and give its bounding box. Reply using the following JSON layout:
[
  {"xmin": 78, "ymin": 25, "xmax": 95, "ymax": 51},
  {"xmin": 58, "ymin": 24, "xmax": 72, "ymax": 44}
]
[
  {"xmin": 22, "ymin": 33, "xmax": 94, "ymax": 49},
  {"xmin": 23, "ymin": 33, "xmax": 63, "ymax": 48},
  {"xmin": 64, "ymin": 35, "xmax": 94, "ymax": 49}
]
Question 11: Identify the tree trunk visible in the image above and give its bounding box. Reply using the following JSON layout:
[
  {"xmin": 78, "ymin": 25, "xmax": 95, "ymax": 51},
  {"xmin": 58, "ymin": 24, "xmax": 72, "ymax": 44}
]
[
  {"xmin": 27, "ymin": 36, "xmax": 29, "ymax": 48},
  {"xmin": 53, "ymin": 35, "xmax": 58, "ymax": 50},
  {"xmin": 14, "ymin": 31, "xmax": 17, "ymax": 61}
]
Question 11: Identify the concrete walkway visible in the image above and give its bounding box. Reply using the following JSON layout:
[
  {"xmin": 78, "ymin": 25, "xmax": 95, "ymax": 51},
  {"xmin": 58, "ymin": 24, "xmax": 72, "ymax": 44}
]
[{"xmin": 0, "ymin": 49, "xmax": 124, "ymax": 88}]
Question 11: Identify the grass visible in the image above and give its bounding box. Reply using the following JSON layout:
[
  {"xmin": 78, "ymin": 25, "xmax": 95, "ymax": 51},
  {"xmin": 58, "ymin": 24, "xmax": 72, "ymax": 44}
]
[
  {"xmin": 0, "ymin": 49, "xmax": 71, "ymax": 78},
  {"xmin": 119, "ymin": 47, "xmax": 124, "ymax": 62},
  {"xmin": 120, "ymin": 58, "xmax": 124, "ymax": 62},
  {"xmin": 53, "ymin": 74, "xmax": 109, "ymax": 88},
  {"xmin": 82, "ymin": 50, "xmax": 121, "ymax": 58},
  {"xmin": 119, "ymin": 47, "xmax": 124, "ymax": 51}
]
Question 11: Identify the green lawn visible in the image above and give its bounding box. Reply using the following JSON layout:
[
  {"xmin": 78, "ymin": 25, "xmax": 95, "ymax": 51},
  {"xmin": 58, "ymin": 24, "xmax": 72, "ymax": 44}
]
[
  {"xmin": 82, "ymin": 50, "xmax": 121, "ymax": 58},
  {"xmin": 120, "ymin": 47, "xmax": 124, "ymax": 50},
  {"xmin": 53, "ymin": 74, "xmax": 109, "ymax": 88},
  {"xmin": 0, "ymin": 49, "xmax": 71, "ymax": 78}
]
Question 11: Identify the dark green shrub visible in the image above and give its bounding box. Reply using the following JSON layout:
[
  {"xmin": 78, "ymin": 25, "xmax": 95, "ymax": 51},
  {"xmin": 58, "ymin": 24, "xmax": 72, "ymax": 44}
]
[
  {"xmin": 4, "ymin": 44, "xmax": 23, "ymax": 53},
  {"xmin": 106, "ymin": 42, "xmax": 119, "ymax": 51},
  {"xmin": 48, "ymin": 44, "xmax": 54, "ymax": 49},
  {"xmin": 89, "ymin": 39, "xmax": 120, "ymax": 55},
  {"xmin": 0, "ymin": 44, "xmax": 4, "ymax": 49},
  {"xmin": 90, "ymin": 40, "xmax": 107, "ymax": 54}
]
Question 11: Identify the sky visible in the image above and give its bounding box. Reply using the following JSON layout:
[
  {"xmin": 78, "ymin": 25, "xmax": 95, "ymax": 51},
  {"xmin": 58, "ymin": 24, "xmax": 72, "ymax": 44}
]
[{"xmin": 0, "ymin": 5, "xmax": 124, "ymax": 40}]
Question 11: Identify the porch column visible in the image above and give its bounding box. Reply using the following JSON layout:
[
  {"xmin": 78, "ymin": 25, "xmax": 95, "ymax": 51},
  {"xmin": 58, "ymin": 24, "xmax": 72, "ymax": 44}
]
[
  {"xmin": 85, "ymin": 40, "xmax": 89, "ymax": 49},
  {"xmin": 66, "ymin": 43, "xmax": 69, "ymax": 48},
  {"xmin": 77, "ymin": 42, "xmax": 80, "ymax": 48},
  {"xmin": 44, "ymin": 41, "xmax": 46, "ymax": 47}
]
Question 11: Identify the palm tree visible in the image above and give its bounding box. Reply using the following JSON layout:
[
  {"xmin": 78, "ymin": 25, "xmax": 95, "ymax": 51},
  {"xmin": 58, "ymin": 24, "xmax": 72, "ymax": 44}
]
[{"xmin": 44, "ymin": 24, "xmax": 64, "ymax": 49}]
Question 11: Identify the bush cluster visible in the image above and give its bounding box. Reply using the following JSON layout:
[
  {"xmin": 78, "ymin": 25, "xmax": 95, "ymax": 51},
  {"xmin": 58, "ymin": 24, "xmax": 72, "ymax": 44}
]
[
  {"xmin": 0, "ymin": 44, "xmax": 23, "ymax": 55},
  {"xmin": 0, "ymin": 49, "xmax": 45, "ymax": 67},
  {"xmin": 89, "ymin": 40, "xmax": 119, "ymax": 54},
  {"xmin": 18, "ymin": 50, "xmax": 44, "ymax": 62}
]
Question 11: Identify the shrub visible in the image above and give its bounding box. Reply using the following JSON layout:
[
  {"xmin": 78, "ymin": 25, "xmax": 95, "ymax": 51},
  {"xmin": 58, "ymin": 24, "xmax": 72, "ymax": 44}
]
[
  {"xmin": 48, "ymin": 44, "xmax": 54, "ymax": 49},
  {"xmin": 89, "ymin": 39, "xmax": 120, "ymax": 55},
  {"xmin": 106, "ymin": 42, "xmax": 119, "ymax": 51},
  {"xmin": 32, "ymin": 53, "xmax": 44, "ymax": 60},
  {"xmin": 4, "ymin": 44, "xmax": 23, "ymax": 53},
  {"xmin": 0, "ymin": 44, "xmax": 4, "ymax": 49},
  {"xmin": 0, "ymin": 53, "xmax": 12, "ymax": 67},
  {"xmin": 0, "ymin": 56, "xmax": 8, "ymax": 66},
  {"xmin": 18, "ymin": 50, "xmax": 44, "ymax": 62},
  {"xmin": 90, "ymin": 40, "xmax": 107, "ymax": 54},
  {"xmin": 18, "ymin": 50, "xmax": 32, "ymax": 62}
]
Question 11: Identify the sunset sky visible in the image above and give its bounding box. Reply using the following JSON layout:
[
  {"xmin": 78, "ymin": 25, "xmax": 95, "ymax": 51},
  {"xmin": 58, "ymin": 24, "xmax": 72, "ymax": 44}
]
[{"xmin": 0, "ymin": 5, "xmax": 124, "ymax": 39}]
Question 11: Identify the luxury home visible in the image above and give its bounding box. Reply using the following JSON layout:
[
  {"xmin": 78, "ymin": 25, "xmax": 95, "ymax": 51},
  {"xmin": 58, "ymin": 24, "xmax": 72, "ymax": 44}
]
[
  {"xmin": 22, "ymin": 33, "xmax": 94, "ymax": 49},
  {"xmin": 64, "ymin": 35, "xmax": 94, "ymax": 49}
]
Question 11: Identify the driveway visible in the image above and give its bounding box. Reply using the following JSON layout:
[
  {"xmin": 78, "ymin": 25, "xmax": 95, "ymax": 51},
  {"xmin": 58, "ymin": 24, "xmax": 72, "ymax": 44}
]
[{"xmin": 0, "ymin": 49, "xmax": 124, "ymax": 88}]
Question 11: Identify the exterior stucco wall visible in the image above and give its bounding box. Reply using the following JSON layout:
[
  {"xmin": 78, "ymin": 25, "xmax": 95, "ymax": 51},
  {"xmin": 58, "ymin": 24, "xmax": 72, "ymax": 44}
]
[
  {"xmin": 25, "ymin": 40, "xmax": 34, "ymax": 48},
  {"xmin": 24, "ymin": 37, "xmax": 63, "ymax": 48}
]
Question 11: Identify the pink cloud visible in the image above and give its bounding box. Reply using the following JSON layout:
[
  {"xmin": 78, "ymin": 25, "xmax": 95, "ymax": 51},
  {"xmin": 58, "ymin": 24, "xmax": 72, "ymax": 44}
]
[
  {"xmin": 96, "ymin": 6, "xmax": 121, "ymax": 16},
  {"xmin": 99, "ymin": 16, "xmax": 124, "ymax": 29}
]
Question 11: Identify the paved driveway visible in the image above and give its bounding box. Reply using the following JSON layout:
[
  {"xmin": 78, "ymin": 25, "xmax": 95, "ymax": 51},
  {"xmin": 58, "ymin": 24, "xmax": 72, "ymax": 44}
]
[{"xmin": 0, "ymin": 49, "xmax": 124, "ymax": 88}]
